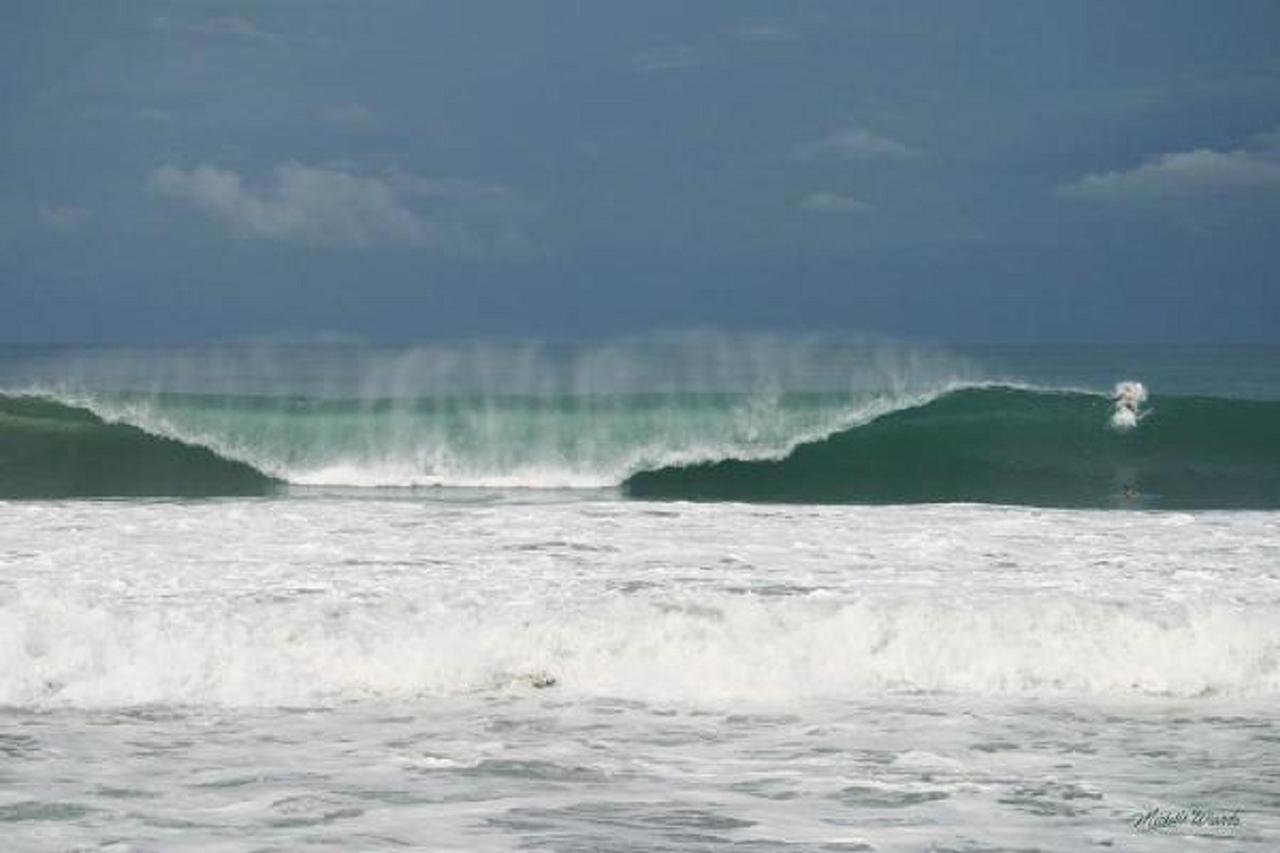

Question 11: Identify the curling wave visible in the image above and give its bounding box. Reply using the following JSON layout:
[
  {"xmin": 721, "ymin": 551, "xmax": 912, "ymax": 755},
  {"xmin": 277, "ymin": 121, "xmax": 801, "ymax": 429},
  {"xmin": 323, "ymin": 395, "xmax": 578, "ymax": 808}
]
[
  {"xmin": 3, "ymin": 385, "xmax": 1279, "ymax": 507},
  {"xmin": 0, "ymin": 394, "xmax": 277, "ymax": 498},
  {"xmin": 0, "ymin": 387, "xmax": 943, "ymax": 496},
  {"xmin": 624, "ymin": 386, "xmax": 1280, "ymax": 509}
]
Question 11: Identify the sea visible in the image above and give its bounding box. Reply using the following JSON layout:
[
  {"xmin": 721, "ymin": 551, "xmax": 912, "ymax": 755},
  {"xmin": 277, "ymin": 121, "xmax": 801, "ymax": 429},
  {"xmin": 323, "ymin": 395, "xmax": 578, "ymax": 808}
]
[{"xmin": 1, "ymin": 335, "xmax": 1277, "ymax": 851}]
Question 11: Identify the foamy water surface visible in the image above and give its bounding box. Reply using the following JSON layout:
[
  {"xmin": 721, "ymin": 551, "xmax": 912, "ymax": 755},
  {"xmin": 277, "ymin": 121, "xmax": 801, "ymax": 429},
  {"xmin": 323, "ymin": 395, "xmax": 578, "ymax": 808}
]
[{"xmin": 2, "ymin": 497, "xmax": 1277, "ymax": 850}]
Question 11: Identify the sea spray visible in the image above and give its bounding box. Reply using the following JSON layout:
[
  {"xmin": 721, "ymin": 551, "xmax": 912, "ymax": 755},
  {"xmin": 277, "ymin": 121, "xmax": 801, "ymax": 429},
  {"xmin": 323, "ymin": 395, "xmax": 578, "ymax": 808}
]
[
  {"xmin": 4, "ymin": 385, "xmax": 1280, "ymax": 505},
  {"xmin": 1, "ymin": 334, "xmax": 976, "ymax": 492},
  {"xmin": 4, "ymin": 338, "xmax": 1280, "ymax": 506}
]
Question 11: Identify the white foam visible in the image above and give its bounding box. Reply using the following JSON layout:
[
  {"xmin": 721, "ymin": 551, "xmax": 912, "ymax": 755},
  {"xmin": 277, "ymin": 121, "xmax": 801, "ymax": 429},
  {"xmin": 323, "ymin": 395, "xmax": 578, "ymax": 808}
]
[
  {"xmin": 2, "ymin": 588, "xmax": 1276, "ymax": 708},
  {"xmin": 2, "ymin": 499, "xmax": 1277, "ymax": 709},
  {"xmin": 1110, "ymin": 380, "xmax": 1148, "ymax": 431}
]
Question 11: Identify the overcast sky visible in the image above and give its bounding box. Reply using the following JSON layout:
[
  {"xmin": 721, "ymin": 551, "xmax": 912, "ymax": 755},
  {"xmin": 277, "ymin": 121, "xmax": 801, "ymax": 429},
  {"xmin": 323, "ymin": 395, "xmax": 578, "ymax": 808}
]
[{"xmin": 3, "ymin": 1, "xmax": 1279, "ymax": 344}]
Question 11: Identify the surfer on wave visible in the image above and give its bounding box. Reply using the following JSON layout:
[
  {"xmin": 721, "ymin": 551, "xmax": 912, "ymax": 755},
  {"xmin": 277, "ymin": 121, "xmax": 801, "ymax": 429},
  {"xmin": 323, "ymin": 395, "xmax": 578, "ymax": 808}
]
[{"xmin": 1110, "ymin": 381, "xmax": 1147, "ymax": 431}]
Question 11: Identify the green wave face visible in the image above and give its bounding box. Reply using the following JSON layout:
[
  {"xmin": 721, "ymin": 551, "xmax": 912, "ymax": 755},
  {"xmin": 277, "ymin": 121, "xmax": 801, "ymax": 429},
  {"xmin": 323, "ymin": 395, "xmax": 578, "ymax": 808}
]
[
  {"xmin": 0, "ymin": 389, "xmax": 888, "ymax": 497},
  {"xmin": 5, "ymin": 386, "xmax": 1280, "ymax": 506},
  {"xmin": 623, "ymin": 387, "xmax": 1280, "ymax": 509},
  {"xmin": 0, "ymin": 395, "xmax": 278, "ymax": 498}
]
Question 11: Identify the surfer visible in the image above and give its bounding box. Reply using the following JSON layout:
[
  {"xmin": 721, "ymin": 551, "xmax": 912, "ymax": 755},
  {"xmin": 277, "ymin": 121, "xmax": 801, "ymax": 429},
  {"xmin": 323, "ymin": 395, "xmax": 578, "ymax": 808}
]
[
  {"xmin": 1110, "ymin": 381, "xmax": 1148, "ymax": 431},
  {"xmin": 1114, "ymin": 381, "xmax": 1145, "ymax": 414}
]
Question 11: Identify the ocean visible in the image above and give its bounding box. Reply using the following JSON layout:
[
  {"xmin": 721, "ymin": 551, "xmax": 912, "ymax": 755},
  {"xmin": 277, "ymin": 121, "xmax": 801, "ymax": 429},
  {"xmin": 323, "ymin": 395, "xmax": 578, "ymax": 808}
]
[{"xmin": 1, "ymin": 336, "xmax": 1277, "ymax": 851}]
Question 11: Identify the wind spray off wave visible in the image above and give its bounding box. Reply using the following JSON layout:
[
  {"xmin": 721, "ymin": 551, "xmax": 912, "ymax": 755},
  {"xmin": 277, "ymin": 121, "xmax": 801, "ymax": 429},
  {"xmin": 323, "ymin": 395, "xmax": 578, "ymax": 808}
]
[
  {"xmin": 3, "ymin": 340, "xmax": 1279, "ymax": 507},
  {"xmin": 0, "ymin": 335, "xmax": 975, "ymax": 495}
]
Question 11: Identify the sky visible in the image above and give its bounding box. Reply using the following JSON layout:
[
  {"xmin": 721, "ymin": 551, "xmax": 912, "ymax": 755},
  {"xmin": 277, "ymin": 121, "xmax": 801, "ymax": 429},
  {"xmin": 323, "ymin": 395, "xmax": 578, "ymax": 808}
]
[{"xmin": 2, "ymin": 1, "xmax": 1279, "ymax": 345}]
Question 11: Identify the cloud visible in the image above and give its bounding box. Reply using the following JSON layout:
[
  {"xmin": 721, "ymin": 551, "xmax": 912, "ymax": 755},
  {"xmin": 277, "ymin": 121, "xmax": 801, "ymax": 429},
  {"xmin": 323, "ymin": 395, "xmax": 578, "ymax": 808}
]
[
  {"xmin": 153, "ymin": 15, "xmax": 281, "ymax": 42},
  {"xmin": 387, "ymin": 171, "xmax": 522, "ymax": 203},
  {"xmin": 1059, "ymin": 134, "xmax": 1280, "ymax": 201},
  {"xmin": 796, "ymin": 127, "xmax": 914, "ymax": 160},
  {"xmin": 150, "ymin": 14, "xmax": 332, "ymax": 46},
  {"xmin": 738, "ymin": 24, "xmax": 796, "ymax": 42},
  {"xmin": 799, "ymin": 192, "xmax": 875, "ymax": 215},
  {"xmin": 148, "ymin": 163, "xmax": 539, "ymax": 256},
  {"xmin": 634, "ymin": 46, "xmax": 696, "ymax": 74},
  {"xmin": 39, "ymin": 205, "xmax": 89, "ymax": 230}
]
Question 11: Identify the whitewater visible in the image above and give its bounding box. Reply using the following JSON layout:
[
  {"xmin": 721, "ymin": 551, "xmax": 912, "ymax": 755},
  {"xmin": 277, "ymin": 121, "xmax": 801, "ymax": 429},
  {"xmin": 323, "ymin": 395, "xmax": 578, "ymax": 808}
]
[{"xmin": 2, "ymin": 339, "xmax": 1278, "ymax": 850}]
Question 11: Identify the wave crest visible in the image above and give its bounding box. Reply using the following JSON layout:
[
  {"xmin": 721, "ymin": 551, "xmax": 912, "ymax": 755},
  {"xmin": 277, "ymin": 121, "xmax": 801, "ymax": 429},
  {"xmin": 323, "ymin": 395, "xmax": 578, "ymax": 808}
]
[
  {"xmin": 5, "ymin": 384, "xmax": 1280, "ymax": 506},
  {"xmin": 3, "ymin": 335, "xmax": 978, "ymax": 495}
]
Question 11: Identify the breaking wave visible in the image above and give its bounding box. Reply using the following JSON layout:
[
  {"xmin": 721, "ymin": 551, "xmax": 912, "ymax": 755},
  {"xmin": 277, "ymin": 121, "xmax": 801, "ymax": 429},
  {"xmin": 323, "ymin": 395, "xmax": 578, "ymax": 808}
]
[
  {"xmin": 625, "ymin": 386, "xmax": 1280, "ymax": 509},
  {"xmin": 0, "ymin": 394, "xmax": 276, "ymax": 498},
  {"xmin": 2, "ymin": 384, "xmax": 1279, "ymax": 507},
  {"xmin": 3, "ymin": 588, "xmax": 1277, "ymax": 707},
  {"xmin": 3, "ymin": 382, "xmax": 1278, "ymax": 508},
  {"xmin": 2, "ymin": 338, "xmax": 1277, "ymax": 507}
]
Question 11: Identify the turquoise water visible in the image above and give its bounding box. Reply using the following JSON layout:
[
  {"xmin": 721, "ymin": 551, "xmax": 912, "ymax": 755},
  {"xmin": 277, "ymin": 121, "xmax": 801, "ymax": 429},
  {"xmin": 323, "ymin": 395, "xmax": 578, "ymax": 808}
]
[{"xmin": 2, "ymin": 341, "xmax": 1277, "ymax": 505}]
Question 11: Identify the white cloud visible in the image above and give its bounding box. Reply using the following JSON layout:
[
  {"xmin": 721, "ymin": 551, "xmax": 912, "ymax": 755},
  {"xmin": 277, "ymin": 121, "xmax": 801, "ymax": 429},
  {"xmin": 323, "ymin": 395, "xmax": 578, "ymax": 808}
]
[
  {"xmin": 149, "ymin": 163, "xmax": 425, "ymax": 248},
  {"xmin": 153, "ymin": 15, "xmax": 281, "ymax": 42},
  {"xmin": 634, "ymin": 46, "xmax": 696, "ymax": 74},
  {"xmin": 39, "ymin": 205, "xmax": 89, "ymax": 230},
  {"xmin": 147, "ymin": 163, "xmax": 538, "ymax": 256},
  {"xmin": 800, "ymin": 192, "xmax": 875, "ymax": 215},
  {"xmin": 738, "ymin": 24, "xmax": 795, "ymax": 42},
  {"xmin": 796, "ymin": 127, "xmax": 914, "ymax": 160},
  {"xmin": 1059, "ymin": 134, "xmax": 1280, "ymax": 201},
  {"xmin": 388, "ymin": 171, "xmax": 520, "ymax": 202}
]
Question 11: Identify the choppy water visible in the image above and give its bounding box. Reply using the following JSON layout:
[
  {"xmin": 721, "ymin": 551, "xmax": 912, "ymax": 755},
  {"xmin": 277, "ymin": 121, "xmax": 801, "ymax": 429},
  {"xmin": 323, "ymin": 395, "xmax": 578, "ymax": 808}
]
[{"xmin": 2, "ymin": 497, "xmax": 1278, "ymax": 850}]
